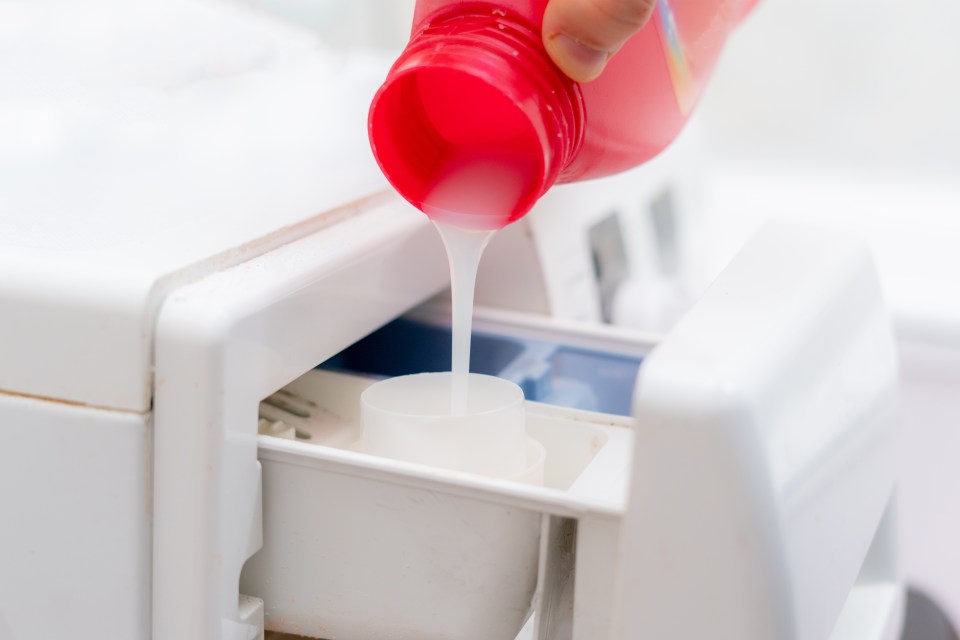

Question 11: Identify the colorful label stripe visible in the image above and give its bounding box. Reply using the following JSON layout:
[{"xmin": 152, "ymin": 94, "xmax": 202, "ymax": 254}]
[{"xmin": 656, "ymin": 0, "xmax": 696, "ymax": 115}]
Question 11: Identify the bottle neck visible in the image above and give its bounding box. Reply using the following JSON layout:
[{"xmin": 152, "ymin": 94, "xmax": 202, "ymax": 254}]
[{"xmin": 368, "ymin": 5, "xmax": 584, "ymax": 229}]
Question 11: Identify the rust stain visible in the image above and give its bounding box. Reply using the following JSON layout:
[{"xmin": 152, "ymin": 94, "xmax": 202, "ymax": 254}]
[
  {"xmin": 265, "ymin": 631, "xmax": 332, "ymax": 640},
  {"xmin": 144, "ymin": 419, "xmax": 154, "ymax": 520},
  {"xmin": 0, "ymin": 387, "xmax": 148, "ymax": 415}
]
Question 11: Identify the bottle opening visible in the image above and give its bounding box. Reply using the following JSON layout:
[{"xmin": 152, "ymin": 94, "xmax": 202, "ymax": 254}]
[{"xmin": 369, "ymin": 65, "xmax": 549, "ymax": 230}]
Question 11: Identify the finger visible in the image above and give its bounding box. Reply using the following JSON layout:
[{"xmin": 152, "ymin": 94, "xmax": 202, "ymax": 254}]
[{"xmin": 542, "ymin": 0, "xmax": 656, "ymax": 82}]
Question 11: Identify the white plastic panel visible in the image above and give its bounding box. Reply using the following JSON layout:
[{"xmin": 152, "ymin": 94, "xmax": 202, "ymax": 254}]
[
  {"xmin": 153, "ymin": 200, "xmax": 449, "ymax": 640},
  {"xmin": 0, "ymin": 393, "xmax": 150, "ymax": 639},
  {"xmin": 689, "ymin": 163, "xmax": 960, "ymax": 629},
  {"xmin": 246, "ymin": 446, "xmax": 544, "ymax": 639},
  {"xmin": 0, "ymin": 0, "xmax": 393, "ymax": 411},
  {"xmin": 615, "ymin": 222, "xmax": 901, "ymax": 640}
]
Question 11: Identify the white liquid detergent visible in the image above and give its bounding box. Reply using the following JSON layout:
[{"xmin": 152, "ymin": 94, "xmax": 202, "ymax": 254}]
[
  {"xmin": 423, "ymin": 154, "xmax": 532, "ymax": 410},
  {"xmin": 433, "ymin": 221, "xmax": 494, "ymax": 414},
  {"xmin": 360, "ymin": 160, "xmax": 539, "ymax": 480}
]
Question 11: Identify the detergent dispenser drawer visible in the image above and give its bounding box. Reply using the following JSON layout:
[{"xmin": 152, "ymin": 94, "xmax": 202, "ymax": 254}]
[{"xmin": 244, "ymin": 349, "xmax": 639, "ymax": 640}]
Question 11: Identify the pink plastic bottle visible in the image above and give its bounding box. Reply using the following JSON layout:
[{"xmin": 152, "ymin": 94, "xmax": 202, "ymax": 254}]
[{"xmin": 368, "ymin": 0, "xmax": 758, "ymax": 230}]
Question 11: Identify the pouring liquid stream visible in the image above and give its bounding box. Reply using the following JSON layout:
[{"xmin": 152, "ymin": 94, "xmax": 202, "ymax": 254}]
[
  {"xmin": 426, "ymin": 153, "xmax": 530, "ymax": 414},
  {"xmin": 432, "ymin": 221, "xmax": 494, "ymax": 415}
]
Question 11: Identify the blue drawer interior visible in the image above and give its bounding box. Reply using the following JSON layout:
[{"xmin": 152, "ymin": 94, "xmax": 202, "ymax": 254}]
[{"xmin": 321, "ymin": 318, "xmax": 642, "ymax": 416}]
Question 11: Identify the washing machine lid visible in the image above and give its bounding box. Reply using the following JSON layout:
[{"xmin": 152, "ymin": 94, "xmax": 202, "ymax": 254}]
[{"xmin": 0, "ymin": 0, "xmax": 398, "ymax": 411}]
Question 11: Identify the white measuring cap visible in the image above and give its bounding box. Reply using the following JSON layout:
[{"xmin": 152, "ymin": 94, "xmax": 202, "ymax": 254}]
[{"xmin": 361, "ymin": 372, "xmax": 528, "ymax": 478}]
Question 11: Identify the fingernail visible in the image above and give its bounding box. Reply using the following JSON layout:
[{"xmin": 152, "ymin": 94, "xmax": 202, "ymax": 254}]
[{"xmin": 546, "ymin": 33, "xmax": 611, "ymax": 82}]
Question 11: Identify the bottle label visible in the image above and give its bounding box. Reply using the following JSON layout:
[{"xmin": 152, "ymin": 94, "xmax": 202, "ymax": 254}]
[{"xmin": 655, "ymin": 0, "xmax": 696, "ymax": 115}]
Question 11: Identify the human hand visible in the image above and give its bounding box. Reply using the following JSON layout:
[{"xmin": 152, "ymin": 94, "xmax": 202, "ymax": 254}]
[{"xmin": 542, "ymin": 0, "xmax": 656, "ymax": 82}]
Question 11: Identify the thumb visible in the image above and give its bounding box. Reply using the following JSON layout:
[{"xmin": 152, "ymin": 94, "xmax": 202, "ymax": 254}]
[{"xmin": 542, "ymin": 0, "xmax": 656, "ymax": 83}]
